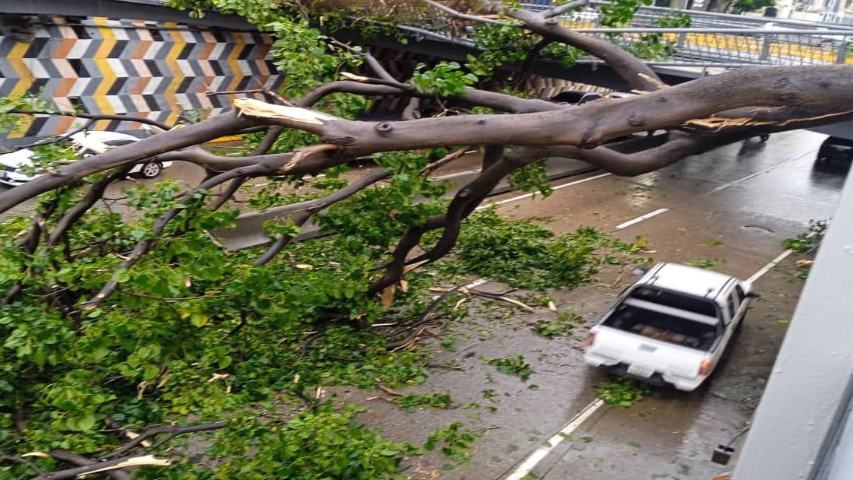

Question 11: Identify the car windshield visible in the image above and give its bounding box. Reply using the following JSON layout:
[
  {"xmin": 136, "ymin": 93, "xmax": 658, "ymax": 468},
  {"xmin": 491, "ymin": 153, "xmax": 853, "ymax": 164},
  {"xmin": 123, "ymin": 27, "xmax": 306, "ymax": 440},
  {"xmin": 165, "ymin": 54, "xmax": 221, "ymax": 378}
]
[
  {"xmin": 628, "ymin": 286, "xmax": 718, "ymax": 317},
  {"xmin": 602, "ymin": 304, "xmax": 719, "ymax": 351}
]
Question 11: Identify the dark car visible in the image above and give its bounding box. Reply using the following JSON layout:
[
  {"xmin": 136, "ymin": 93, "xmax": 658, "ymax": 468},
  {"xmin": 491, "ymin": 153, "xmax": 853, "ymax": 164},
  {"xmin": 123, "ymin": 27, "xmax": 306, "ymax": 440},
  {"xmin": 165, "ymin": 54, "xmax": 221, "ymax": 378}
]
[{"xmin": 816, "ymin": 137, "xmax": 853, "ymax": 167}]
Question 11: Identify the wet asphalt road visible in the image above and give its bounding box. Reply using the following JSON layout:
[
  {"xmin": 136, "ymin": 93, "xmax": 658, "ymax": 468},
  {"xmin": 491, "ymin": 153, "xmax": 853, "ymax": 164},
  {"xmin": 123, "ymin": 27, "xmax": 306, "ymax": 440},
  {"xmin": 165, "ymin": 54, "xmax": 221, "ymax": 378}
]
[
  {"xmin": 336, "ymin": 130, "xmax": 845, "ymax": 480},
  {"xmin": 1, "ymin": 130, "xmax": 846, "ymax": 479}
]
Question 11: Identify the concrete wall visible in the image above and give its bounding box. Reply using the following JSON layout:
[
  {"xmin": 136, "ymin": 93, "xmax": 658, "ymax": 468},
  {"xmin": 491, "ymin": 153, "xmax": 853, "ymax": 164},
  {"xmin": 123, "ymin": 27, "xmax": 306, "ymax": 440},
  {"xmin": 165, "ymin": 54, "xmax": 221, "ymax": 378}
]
[{"xmin": 0, "ymin": 14, "xmax": 282, "ymax": 144}]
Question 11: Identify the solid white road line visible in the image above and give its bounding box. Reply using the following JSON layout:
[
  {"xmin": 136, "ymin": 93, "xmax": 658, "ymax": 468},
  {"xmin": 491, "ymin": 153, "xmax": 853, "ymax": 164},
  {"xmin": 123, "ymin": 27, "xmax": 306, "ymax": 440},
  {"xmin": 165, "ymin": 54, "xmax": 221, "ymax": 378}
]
[
  {"xmin": 747, "ymin": 249, "xmax": 793, "ymax": 284},
  {"xmin": 477, "ymin": 173, "xmax": 612, "ymax": 211},
  {"xmin": 504, "ymin": 399, "xmax": 606, "ymax": 480},
  {"xmin": 614, "ymin": 208, "xmax": 670, "ymax": 230},
  {"xmin": 432, "ymin": 169, "xmax": 482, "ymax": 181}
]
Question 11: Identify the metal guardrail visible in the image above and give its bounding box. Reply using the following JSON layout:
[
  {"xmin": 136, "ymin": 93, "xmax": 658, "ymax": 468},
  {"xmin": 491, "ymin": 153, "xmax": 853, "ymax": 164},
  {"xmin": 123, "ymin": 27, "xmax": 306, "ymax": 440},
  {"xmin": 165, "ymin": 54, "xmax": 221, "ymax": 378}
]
[
  {"xmin": 525, "ymin": 0, "xmax": 853, "ymax": 30},
  {"xmin": 573, "ymin": 28, "xmax": 852, "ymax": 66},
  {"xmin": 515, "ymin": 2, "xmax": 853, "ymax": 67}
]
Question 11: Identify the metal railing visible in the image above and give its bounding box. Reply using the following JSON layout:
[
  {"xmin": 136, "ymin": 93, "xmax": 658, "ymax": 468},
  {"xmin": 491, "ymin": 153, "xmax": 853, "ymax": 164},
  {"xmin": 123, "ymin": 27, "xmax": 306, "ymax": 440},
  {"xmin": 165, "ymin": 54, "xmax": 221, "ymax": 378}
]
[
  {"xmin": 524, "ymin": 1, "xmax": 853, "ymax": 30},
  {"xmin": 570, "ymin": 28, "xmax": 852, "ymax": 66},
  {"xmin": 512, "ymin": 2, "xmax": 853, "ymax": 67}
]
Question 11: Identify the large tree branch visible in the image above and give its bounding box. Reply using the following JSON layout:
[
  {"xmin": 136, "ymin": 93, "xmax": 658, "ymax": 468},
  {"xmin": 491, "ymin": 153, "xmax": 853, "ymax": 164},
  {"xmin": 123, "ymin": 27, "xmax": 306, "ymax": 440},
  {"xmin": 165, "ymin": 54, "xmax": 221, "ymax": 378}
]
[
  {"xmin": 503, "ymin": 7, "xmax": 664, "ymax": 92},
  {"xmin": 9, "ymin": 110, "xmax": 171, "ymax": 132},
  {"xmin": 1, "ymin": 65, "xmax": 851, "ymax": 218},
  {"xmin": 514, "ymin": 131, "xmax": 734, "ymax": 177},
  {"xmin": 542, "ymin": 0, "xmax": 591, "ymax": 18},
  {"xmin": 99, "ymin": 422, "xmax": 227, "ymax": 460},
  {"xmin": 237, "ymin": 66, "xmax": 853, "ymax": 154},
  {"xmin": 368, "ymin": 145, "xmax": 541, "ymax": 295},
  {"xmin": 422, "ymin": 0, "xmax": 663, "ymax": 91}
]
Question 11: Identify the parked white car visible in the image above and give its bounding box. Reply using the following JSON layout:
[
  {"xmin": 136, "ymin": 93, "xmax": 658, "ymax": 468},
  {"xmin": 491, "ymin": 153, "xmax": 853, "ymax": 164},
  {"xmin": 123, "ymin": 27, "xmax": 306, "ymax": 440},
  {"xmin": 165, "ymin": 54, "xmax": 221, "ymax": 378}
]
[
  {"xmin": 0, "ymin": 131, "xmax": 169, "ymax": 187},
  {"xmin": 584, "ymin": 263, "xmax": 756, "ymax": 391}
]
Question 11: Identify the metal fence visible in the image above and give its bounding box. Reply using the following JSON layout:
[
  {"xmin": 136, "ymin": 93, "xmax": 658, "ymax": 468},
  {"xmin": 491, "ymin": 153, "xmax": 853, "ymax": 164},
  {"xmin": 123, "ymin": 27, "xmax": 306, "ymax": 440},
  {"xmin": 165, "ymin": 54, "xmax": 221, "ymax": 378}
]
[
  {"xmin": 512, "ymin": 2, "xmax": 853, "ymax": 67},
  {"xmin": 569, "ymin": 28, "xmax": 852, "ymax": 66}
]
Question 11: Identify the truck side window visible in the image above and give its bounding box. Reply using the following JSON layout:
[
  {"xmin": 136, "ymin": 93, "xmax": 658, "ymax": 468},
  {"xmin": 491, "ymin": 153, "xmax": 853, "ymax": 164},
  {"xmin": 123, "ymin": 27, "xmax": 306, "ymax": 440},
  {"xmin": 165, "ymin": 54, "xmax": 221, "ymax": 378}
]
[
  {"xmin": 735, "ymin": 284, "xmax": 746, "ymax": 303},
  {"xmin": 726, "ymin": 292, "xmax": 738, "ymax": 322}
]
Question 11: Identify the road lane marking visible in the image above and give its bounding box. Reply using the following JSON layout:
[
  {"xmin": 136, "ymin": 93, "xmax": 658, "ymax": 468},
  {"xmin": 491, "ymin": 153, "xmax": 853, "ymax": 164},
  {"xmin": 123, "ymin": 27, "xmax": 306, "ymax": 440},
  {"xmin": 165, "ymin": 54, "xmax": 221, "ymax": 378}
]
[
  {"xmin": 504, "ymin": 399, "xmax": 606, "ymax": 480},
  {"xmin": 747, "ymin": 249, "xmax": 793, "ymax": 284},
  {"xmin": 705, "ymin": 150, "xmax": 813, "ymax": 195},
  {"xmin": 477, "ymin": 173, "xmax": 612, "ymax": 210},
  {"xmin": 432, "ymin": 169, "xmax": 481, "ymax": 181},
  {"xmin": 614, "ymin": 208, "xmax": 670, "ymax": 230}
]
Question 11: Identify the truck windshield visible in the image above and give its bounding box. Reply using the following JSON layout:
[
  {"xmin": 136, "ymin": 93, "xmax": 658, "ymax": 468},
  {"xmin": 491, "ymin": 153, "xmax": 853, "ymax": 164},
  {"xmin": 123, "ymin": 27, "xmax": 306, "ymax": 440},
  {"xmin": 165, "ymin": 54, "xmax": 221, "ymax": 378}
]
[
  {"xmin": 629, "ymin": 286, "xmax": 718, "ymax": 317},
  {"xmin": 602, "ymin": 304, "xmax": 719, "ymax": 351}
]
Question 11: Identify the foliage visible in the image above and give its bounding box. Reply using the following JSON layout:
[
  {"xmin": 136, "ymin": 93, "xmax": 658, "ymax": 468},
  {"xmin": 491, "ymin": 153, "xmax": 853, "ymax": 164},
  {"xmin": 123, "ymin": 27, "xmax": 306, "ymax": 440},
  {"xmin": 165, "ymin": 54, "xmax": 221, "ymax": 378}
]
[
  {"xmin": 206, "ymin": 406, "xmax": 406, "ymax": 479},
  {"xmin": 0, "ymin": 94, "xmax": 53, "ymax": 137},
  {"xmin": 601, "ymin": 0, "xmax": 653, "ymax": 27},
  {"xmin": 0, "ymin": 173, "xmax": 440, "ymax": 477},
  {"xmin": 268, "ymin": 20, "xmax": 363, "ymax": 97},
  {"xmin": 411, "ymin": 62, "xmax": 478, "ymax": 97},
  {"xmin": 655, "ymin": 12, "xmax": 693, "ymax": 28},
  {"xmin": 487, "ymin": 354, "xmax": 534, "ymax": 381},
  {"xmin": 424, "ymin": 422, "xmax": 481, "ymax": 464},
  {"xmin": 783, "ymin": 219, "xmax": 828, "ymax": 254},
  {"xmin": 444, "ymin": 210, "xmax": 646, "ymax": 290},
  {"xmin": 595, "ymin": 377, "xmax": 650, "ymax": 407},
  {"xmin": 540, "ymin": 42, "xmax": 582, "ymax": 68},
  {"xmin": 731, "ymin": 0, "xmax": 775, "ymax": 13},
  {"xmin": 508, "ymin": 160, "xmax": 553, "ymax": 197},
  {"xmin": 688, "ymin": 258, "xmax": 717, "ymax": 269},
  {"xmin": 624, "ymin": 13, "xmax": 692, "ymax": 60},
  {"xmin": 394, "ymin": 392, "xmax": 453, "ymax": 411},
  {"xmin": 784, "ymin": 219, "xmax": 828, "ymax": 280},
  {"xmin": 533, "ymin": 310, "xmax": 583, "ymax": 338},
  {"xmin": 468, "ymin": 23, "xmax": 539, "ymax": 77}
]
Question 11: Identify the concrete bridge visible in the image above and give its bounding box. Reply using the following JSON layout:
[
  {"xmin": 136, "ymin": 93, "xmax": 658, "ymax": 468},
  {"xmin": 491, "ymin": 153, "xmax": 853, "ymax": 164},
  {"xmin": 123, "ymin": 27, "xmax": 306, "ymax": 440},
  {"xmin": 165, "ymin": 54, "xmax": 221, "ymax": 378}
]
[{"xmin": 0, "ymin": 0, "xmax": 851, "ymax": 144}]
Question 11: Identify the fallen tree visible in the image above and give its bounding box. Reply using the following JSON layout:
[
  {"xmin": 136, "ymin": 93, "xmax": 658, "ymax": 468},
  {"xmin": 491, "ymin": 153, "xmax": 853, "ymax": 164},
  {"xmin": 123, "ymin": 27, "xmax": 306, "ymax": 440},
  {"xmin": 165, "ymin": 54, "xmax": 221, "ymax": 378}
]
[{"xmin": 1, "ymin": 0, "xmax": 852, "ymax": 477}]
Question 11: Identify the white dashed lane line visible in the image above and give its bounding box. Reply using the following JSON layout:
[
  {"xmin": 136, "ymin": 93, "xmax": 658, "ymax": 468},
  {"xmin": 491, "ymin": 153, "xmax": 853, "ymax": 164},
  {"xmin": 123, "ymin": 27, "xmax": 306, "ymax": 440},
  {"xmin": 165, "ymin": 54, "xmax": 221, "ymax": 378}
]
[
  {"xmin": 477, "ymin": 173, "xmax": 612, "ymax": 210},
  {"xmin": 614, "ymin": 208, "xmax": 670, "ymax": 230}
]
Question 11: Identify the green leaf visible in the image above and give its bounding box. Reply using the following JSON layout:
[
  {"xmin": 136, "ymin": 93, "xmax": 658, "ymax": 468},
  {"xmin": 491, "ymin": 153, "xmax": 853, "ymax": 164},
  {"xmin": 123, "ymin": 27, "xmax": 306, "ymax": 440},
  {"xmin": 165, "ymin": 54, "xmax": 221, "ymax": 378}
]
[{"xmin": 190, "ymin": 313, "xmax": 209, "ymax": 328}]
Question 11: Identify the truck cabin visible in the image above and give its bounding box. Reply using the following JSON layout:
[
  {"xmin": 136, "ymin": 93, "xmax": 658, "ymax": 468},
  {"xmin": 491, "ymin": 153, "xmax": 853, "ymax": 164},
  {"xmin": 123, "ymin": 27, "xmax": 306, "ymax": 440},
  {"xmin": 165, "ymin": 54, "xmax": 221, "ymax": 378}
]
[{"xmin": 602, "ymin": 285, "xmax": 724, "ymax": 352}]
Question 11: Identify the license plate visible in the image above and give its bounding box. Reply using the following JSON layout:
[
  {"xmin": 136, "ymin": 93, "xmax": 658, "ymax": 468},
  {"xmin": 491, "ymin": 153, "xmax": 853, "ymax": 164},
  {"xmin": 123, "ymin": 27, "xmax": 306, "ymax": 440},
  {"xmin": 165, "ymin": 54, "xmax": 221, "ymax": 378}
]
[{"xmin": 627, "ymin": 364, "xmax": 655, "ymax": 378}]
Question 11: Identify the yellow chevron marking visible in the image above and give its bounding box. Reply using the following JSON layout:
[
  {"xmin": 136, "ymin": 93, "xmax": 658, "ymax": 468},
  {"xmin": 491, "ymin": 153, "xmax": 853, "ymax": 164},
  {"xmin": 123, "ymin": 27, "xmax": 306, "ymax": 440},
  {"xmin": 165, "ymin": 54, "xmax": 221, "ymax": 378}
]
[
  {"xmin": 227, "ymin": 31, "xmax": 246, "ymax": 92},
  {"xmin": 163, "ymin": 22, "xmax": 185, "ymax": 126},
  {"xmin": 92, "ymin": 17, "xmax": 117, "ymax": 131},
  {"xmin": 7, "ymin": 42, "xmax": 35, "ymax": 138},
  {"xmin": 8, "ymin": 42, "xmax": 34, "ymax": 97}
]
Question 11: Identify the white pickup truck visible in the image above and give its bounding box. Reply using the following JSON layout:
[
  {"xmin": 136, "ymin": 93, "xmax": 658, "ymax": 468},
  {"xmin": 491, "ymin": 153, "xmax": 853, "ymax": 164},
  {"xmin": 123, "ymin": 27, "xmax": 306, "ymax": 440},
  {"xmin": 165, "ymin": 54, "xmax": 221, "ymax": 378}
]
[{"xmin": 584, "ymin": 263, "xmax": 756, "ymax": 391}]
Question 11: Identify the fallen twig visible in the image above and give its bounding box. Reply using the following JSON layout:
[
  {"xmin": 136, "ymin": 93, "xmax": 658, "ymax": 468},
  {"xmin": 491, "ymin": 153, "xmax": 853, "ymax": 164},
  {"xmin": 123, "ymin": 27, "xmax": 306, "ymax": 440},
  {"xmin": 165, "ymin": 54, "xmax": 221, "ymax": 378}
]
[
  {"xmin": 427, "ymin": 363, "xmax": 466, "ymax": 371},
  {"xmin": 468, "ymin": 290, "xmax": 535, "ymax": 312},
  {"xmin": 378, "ymin": 384, "xmax": 403, "ymax": 397}
]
